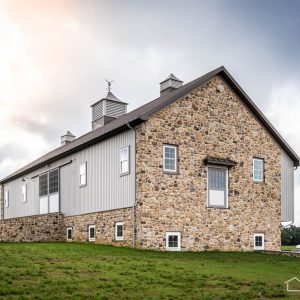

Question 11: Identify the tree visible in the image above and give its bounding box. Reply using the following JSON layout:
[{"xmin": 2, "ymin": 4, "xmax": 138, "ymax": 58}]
[{"xmin": 281, "ymin": 225, "xmax": 300, "ymax": 245}]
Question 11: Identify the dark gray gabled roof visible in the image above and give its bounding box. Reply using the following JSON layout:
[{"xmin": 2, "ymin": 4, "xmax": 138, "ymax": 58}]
[
  {"xmin": 1, "ymin": 66, "xmax": 299, "ymax": 183},
  {"xmin": 203, "ymin": 156, "xmax": 238, "ymax": 167},
  {"xmin": 91, "ymin": 91, "xmax": 128, "ymax": 107},
  {"xmin": 160, "ymin": 73, "xmax": 183, "ymax": 83}
]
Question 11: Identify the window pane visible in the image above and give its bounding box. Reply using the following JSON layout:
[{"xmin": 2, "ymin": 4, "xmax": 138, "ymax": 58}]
[
  {"xmin": 117, "ymin": 225, "xmax": 123, "ymax": 237},
  {"xmin": 89, "ymin": 227, "xmax": 95, "ymax": 239},
  {"xmin": 253, "ymin": 159, "xmax": 263, "ymax": 181},
  {"xmin": 121, "ymin": 161, "xmax": 129, "ymax": 174},
  {"xmin": 208, "ymin": 168, "xmax": 226, "ymax": 190},
  {"xmin": 39, "ymin": 173, "xmax": 48, "ymax": 197},
  {"xmin": 80, "ymin": 163, "xmax": 86, "ymax": 175},
  {"xmin": 67, "ymin": 229, "xmax": 72, "ymax": 240},
  {"xmin": 164, "ymin": 146, "xmax": 177, "ymax": 171},
  {"xmin": 165, "ymin": 147, "xmax": 175, "ymax": 159},
  {"xmin": 168, "ymin": 235, "xmax": 178, "ymax": 248},
  {"xmin": 255, "ymin": 236, "xmax": 262, "ymax": 247},
  {"xmin": 49, "ymin": 169, "xmax": 59, "ymax": 194},
  {"xmin": 120, "ymin": 148, "xmax": 128, "ymax": 162}
]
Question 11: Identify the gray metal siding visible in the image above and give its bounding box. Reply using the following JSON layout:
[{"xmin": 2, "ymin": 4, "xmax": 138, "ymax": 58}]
[
  {"xmin": 281, "ymin": 149, "xmax": 294, "ymax": 222},
  {"xmin": 92, "ymin": 101, "xmax": 103, "ymax": 121},
  {"xmin": 106, "ymin": 101, "xmax": 126, "ymax": 118},
  {"xmin": 3, "ymin": 130, "xmax": 135, "ymax": 219}
]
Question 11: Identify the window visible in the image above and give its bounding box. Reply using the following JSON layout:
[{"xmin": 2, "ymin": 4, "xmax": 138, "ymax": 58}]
[
  {"xmin": 4, "ymin": 191, "xmax": 9, "ymax": 208},
  {"xmin": 253, "ymin": 158, "xmax": 264, "ymax": 182},
  {"xmin": 207, "ymin": 167, "xmax": 228, "ymax": 208},
  {"xmin": 67, "ymin": 227, "xmax": 72, "ymax": 241},
  {"xmin": 49, "ymin": 169, "xmax": 59, "ymax": 194},
  {"xmin": 88, "ymin": 225, "xmax": 95, "ymax": 241},
  {"xmin": 115, "ymin": 222, "xmax": 124, "ymax": 241},
  {"xmin": 120, "ymin": 147, "xmax": 129, "ymax": 175},
  {"xmin": 254, "ymin": 233, "xmax": 264, "ymax": 250},
  {"xmin": 80, "ymin": 162, "xmax": 87, "ymax": 186},
  {"xmin": 163, "ymin": 145, "xmax": 177, "ymax": 173},
  {"xmin": 39, "ymin": 173, "xmax": 48, "ymax": 197},
  {"xmin": 22, "ymin": 184, "xmax": 27, "ymax": 203},
  {"xmin": 166, "ymin": 232, "xmax": 181, "ymax": 251},
  {"xmin": 39, "ymin": 169, "xmax": 59, "ymax": 196}
]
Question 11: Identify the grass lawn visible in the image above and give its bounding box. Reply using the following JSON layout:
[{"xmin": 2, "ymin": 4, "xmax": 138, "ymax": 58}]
[
  {"xmin": 0, "ymin": 243, "xmax": 299, "ymax": 299},
  {"xmin": 281, "ymin": 245, "xmax": 297, "ymax": 251}
]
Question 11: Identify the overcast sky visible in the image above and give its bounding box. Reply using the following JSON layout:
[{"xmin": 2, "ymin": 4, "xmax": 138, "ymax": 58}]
[{"xmin": 0, "ymin": 0, "xmax": 299, "ymax": 224}]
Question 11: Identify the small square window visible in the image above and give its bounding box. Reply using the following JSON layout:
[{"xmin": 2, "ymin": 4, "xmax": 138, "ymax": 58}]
[
  {"xmin": 88, "ymin": 225, "xmax": 95, "ymax": 241},
  {"xmin": 115, "ymin": 222, "xmax": 124, "ymax": 241},
  {"xmin": 120, "ymin": 147, "xmax": 130, "ymax": 175},
  {"xmin": 80, "ymin": 162, "xmax": 87, "ymax": 186},
  {"xmin": 253, "ymin": 158, "xmax": 264, "ymax": 182},
  {"xmin": 253, "ymin": 233, "xmax": 264, "ymax": 250},
  {"xmin": 67, "ymin": 227, "xmax": 72, "ymax": 241},
  {"xmin": 163, "ymin": 145, "xmax": 178, "ymax": 173},
  {"xmin": 166, "ymin": 232, "xmax": 181, "ymax": 251}
]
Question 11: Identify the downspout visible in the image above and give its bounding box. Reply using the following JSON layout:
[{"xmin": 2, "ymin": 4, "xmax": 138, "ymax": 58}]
[
  {"xmin": 0, "ymin": 184, "xmax": 3, "ymax": 220},
  {"xmin": 127, "ymin": 122, "xmax": 136, "ymax": 248}
]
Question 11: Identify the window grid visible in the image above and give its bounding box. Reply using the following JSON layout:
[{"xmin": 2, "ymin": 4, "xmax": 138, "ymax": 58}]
[
  {"xmin": 120, "ymin": 147, "xmax": 129, "ymax": 175},
  {"xmin": 39, "ymin": 173, "xmax": 48, "ymax": 197},
  {"xmin": 163, "ymin": 145, "xmax": 177, "ymax": 172},
  {"xmin": 80, "ymin": 162, "xmax": 87, "ymax": 186},
  {"xmin": 207, "ymin": 167, "xmax": 227, "ymax": 208},
  {"xmin": 115, "ymin": 222, "xmax": 124, "ymax": 241},
  {"xmin": 88, "ymin": 225, "xmax": 95, "ymax": 241},
  {"xmin": 166, "ymin": 232, "xmax": 181, "ymax": 251},
  {"xmin": 67, "ymin": 227, "xmax": 72, "ymax": 241},
  {"xmin": 253, "ymin": 158, "xmax": 264, "ymax": 182},
  {"xmin": 49, "ymin": 169, "xmax": 59, "ymax": 194},
  {"xmin": 253, "ymin": 234, "xmax": 264, "ymax": 250}
]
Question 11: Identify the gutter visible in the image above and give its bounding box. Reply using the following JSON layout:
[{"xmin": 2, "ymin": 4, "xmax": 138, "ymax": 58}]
[{"xmin": 127, "ymin": 122, "xmax": 137, "ymax": 248}]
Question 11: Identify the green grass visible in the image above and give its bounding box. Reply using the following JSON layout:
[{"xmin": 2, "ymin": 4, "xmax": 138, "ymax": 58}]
[
  {"xmin": 0, "ymin": 243, "xmax": 299, "ymax": 299},
  {"xmin": 281, "ymin": 245, "xmax": 297, "ymax": 251}
]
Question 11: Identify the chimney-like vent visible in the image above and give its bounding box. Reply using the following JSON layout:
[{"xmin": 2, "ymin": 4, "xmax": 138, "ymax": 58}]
[
  {"xmin": 61, "ymin": 130, "xmax": 75, "ymax": 146},
  {"xmin": 91, "ymin": 91, "xmax": 128, "ymax": 130},
  {"xmin": 160, "ymin": 73, "xmax": 183, "ymax": 96}
]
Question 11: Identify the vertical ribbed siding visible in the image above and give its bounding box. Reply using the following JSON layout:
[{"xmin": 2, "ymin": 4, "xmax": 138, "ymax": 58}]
[
  {"xmin": 281, "ymin": 149, "xmax": 294, "ymax": 222},
  {"xmin": 92, "ymin": 101, "xmax": 103, "ymax": 121},
  {"xmin": 3, "ymin": 130, "xmax": 135, "ymax": 219},
  {"xmin": 106, "ymin": 101, "xmax": 126, "ymax": 118},
  {"xmin": 60, "ymin": 129, "xmax": 135, "ymax": 216}
]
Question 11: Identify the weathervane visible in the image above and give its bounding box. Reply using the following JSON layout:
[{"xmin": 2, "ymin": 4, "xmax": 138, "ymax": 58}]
[{"xmin": 105, "ymin": 79, "xmax": 113, "ymax": 92}]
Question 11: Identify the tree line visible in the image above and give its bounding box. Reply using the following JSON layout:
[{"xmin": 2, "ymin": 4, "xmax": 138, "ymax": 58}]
[{"xmin": 281, "ymin": 225, "xmax": 300, "ymax": 245}]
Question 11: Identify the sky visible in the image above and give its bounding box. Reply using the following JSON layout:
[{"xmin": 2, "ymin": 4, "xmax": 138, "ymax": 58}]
[{"xmin": 0, "ymin": 0, "xmax": 300, "ymax": 224}]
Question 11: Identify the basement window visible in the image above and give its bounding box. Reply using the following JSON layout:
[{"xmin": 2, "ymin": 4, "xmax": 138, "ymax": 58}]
[
  {"xmin": 4, "ymin": 190, "xmax": 9, "ymax": 208},
  {"xmin": 120, "ymin": 147, "xmax": 130, "ymax": 175},
  {"xmin": 67, "ymin": 227, "xmax": 72, "ymax": 241},
  {"xmin": 253, "ymin": 233, "xmax": 264, "ymax": 250},
  {"xmin": 163, "ymin": 145, "xmax": 178, "ymax": 173},
  {"xmin": 22, "ymin": 184, "xmax": 27, "ymax": 203},
  {"xmin": 166, "ymin": 232, "xmax": 181, "ymax": 251},
  {"xmin": 80, "ymin": 162, "xmax": 87, "ymax": 186},
  {"xmin": 115, "ymin": 222, "xmax": 124, "ymax": 241},
  {"xmin": 88, "ymin": 225, "xmax": 95, "ymax": 242},
  {"xmin": 253, "ymin": 158, "xmax": 264, "ymax": 182}
]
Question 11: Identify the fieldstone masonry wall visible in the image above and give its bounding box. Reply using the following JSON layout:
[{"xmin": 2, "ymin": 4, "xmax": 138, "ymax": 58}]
[
  {"xmin": 0, "ymin": 213, "xmax": 65, "ymax": 242},
  {"xmin": 135, "ymin": 75, "xmax": 281, "ymax": 251},
  {"xmin": 64, "ymin": 207, "xmax": 134, "ymax": 246}
]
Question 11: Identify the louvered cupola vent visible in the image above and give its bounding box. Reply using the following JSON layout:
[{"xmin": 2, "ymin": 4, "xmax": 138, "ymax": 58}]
[
  {"xmin": 61, "ymin": 131, "xmax": 75, "ymax": 146},
  {"xmin": 160, "ymin": 73, "xmax": 183, "ymax": 96},
  {"xmin": 91, "ymin": 91, "xmax": 128, "ymax": 130}
]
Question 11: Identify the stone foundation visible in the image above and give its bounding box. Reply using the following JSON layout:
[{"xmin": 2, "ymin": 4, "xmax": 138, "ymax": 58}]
[
  {"xmin": 64, "ymin": 207, "xmax": 134, "ymax": 246},
  {"xmin": 0, "ymin": 213, "xmax": 64, "ymax": 242}
]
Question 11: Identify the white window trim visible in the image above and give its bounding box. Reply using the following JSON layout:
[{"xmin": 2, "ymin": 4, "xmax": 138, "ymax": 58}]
[
  {"xmin": 115, "ymin": 222, "xmax": 124, "ymax": 241},
  {"xmin": 207, "ymin": 165, "xmax": 228, "ymax": 208},
  {"xmin": 253, "ymin": 158, "xmax": 264, "ymax": 182},
  {"xmin": 79, "ymin": 162, "xmax": 87, "ymax": 187},
  {"xmin": 120, "ymin": 146, "xmax": 130, "ymax": 176},
  {"xmin": 253, "ymin": 233, "xmax": 265, "ymax": 250},
  {"xmin": 163, "ymin": 144, "xmax": 178, "ymax": 173},
  {"xmin": 166, "ymin": 231, "xmax": 181, "ymax": 251},
  {"xmin": 22, "ymin": 184, "xmax": 27, "ymax": 203},
  {"xmin": 4, "ymin": 190, "xmax": 9, "ymax": 208},
  {"xmin": 66, "ymin": 227, "xmax": 72, "ymax": 241},
  {"xmin": 88, "ymin": 225, "xmax": 95, "ymax": 241}
]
